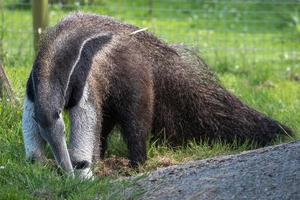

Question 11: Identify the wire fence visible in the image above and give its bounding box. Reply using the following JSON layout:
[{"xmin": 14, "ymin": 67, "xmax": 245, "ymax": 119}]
[{"xmin": 0, "ymin": 0, "xmax": 299, "ymax": 69}]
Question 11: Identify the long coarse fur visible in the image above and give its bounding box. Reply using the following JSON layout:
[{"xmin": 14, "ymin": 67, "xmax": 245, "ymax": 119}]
[{"xmin": 26, "ymin": 13, "xmax": 292, "ymax": 168}]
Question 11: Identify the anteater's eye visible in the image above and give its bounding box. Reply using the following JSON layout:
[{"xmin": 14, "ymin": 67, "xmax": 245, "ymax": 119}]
[
  {"xmin": 32, "ymin": 115, "xmax": 38, "ymax": 123},
  {"xmin": 54, "ymin": 110, "xmax": 61, "ymax": 119}
]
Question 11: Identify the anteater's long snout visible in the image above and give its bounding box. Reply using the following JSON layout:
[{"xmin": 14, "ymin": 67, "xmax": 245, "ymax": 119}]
[{"xmin": 39, "ymin": 117, "xmax": 74, "ymax": 177}]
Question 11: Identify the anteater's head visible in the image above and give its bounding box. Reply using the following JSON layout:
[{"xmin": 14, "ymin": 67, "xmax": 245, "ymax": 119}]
[
  {"xmin": 30, "ymin": 53, "xmax": 73, "ymax": 175},
  {"xmin": 29, "ymin": 21, "xmax": 112, "ymax": 176}
]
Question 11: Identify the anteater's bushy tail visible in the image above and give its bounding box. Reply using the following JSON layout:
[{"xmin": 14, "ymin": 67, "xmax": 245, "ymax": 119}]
[
  {"xmin": 209, "ymin": 92, "xmax": 294, "ymax": 146},
  {"xmin": 257, "ymin": 118, "xmax": 293, "ymax": 145},
  {"xmin": 151, "ymin": 45, "xmax": 293, "ymax": 146}
]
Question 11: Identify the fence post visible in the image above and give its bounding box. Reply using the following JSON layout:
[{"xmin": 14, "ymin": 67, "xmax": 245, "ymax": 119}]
[
  {"xmin": 0, "ymin": 0, "xmax": 3, "ymax": 60},
  {"xmin": 32, "ymin": 0, "xmax": 49, "ymax": 54},
  {"xmin": 148, "ymin": 0, "xmax": 153, "ymax": 16}
]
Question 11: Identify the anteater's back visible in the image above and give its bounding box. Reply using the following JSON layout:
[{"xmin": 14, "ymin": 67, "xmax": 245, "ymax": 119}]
[{"xmin": 49, "ymin": 13, "xmax": 292, "ymax": 146}]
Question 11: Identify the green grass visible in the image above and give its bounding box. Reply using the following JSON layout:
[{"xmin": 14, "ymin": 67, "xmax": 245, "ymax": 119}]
[{"xmin": 1, "ymin": 0, "xmax": 300, "ymax": 199}]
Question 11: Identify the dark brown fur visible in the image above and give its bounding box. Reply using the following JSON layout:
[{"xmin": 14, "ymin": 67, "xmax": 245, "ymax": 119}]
[{"xmin": 28, "ymin": 13, "xmax": 293, "ymax": 167}]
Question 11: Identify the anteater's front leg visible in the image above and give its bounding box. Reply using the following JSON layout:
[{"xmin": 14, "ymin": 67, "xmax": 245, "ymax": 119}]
[
  {"xmin": 22, "ymin": 96, "xmax": 46, "ymax": 163},
  {"xmin": 69, "ymin": 96, "xmax": 98, "ymax": 179}
]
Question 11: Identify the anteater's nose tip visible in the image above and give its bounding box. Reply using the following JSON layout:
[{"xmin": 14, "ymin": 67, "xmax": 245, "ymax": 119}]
[{"xmin": 73, "ymin": 160, "xmax": 90, "ymax": 170}]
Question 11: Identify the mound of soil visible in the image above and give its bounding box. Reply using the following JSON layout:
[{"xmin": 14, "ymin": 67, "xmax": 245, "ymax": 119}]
[{"xmin": 125, "ymin": 141, "xmax": 300, "ymax": 200}]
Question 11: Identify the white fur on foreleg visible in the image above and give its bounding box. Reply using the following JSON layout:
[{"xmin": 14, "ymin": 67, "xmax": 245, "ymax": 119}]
[
  {"xmin": 22, "ymin": 96, "xmax": 46, "ymax": 161},
  {"xmin": 69, "ymin": 85, "xmax": 97, "ymax": 179}
]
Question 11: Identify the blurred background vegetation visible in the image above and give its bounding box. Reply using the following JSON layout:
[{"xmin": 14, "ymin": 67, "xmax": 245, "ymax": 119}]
[{"xmin": 1, "ymin": 0, "xmax": 299, "ymax": 69}]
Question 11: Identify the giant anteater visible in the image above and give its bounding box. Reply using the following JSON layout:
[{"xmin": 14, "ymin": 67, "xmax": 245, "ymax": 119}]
[{"xmin": 22, "ymin": 13, "xmax": 292, "ymax": 177}]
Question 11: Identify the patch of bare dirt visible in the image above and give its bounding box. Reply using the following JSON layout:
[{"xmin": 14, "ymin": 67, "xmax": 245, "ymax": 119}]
[{"xmin": 94, "ymin": 156, "xmax": 132, "ymax": 177}]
